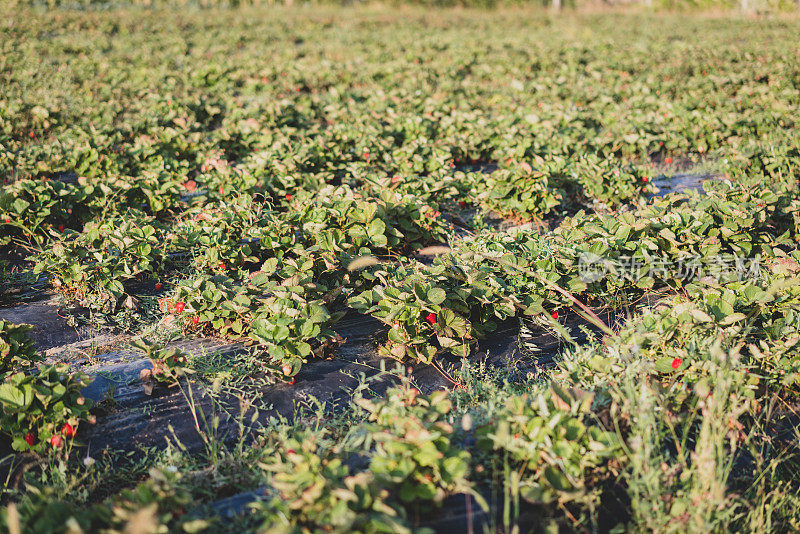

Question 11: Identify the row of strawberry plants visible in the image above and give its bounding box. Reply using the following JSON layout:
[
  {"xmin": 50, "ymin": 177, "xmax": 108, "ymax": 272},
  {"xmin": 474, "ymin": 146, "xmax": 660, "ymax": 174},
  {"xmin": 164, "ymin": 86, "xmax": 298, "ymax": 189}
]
[
  {"xmin": 29, "ymin": 187, "xmax": 447, "ymax": 312},
  {"xmin": 351, "ymin": 175, "xmax": 799, "ymax": 364},
  {"xmin": 2, "ymin": 382, "xmax": 621, "ymax": 532}
]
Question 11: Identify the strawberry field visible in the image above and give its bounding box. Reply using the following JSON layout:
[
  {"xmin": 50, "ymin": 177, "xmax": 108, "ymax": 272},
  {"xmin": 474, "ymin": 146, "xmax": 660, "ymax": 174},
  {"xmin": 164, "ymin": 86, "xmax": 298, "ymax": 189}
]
[{"xmin": 2, "ymin": 5, "xmax": 800, "ymax": 532}]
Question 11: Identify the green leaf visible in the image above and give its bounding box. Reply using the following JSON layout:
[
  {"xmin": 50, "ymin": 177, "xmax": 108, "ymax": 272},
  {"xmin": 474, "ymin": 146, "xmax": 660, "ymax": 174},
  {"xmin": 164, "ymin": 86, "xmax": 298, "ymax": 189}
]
[
  {"xmin": 427, "ymin": 288, "xmax": 446, "ymax": 305},
  {"xmin": 0, "ymin": 383, "xmax": 31, "ymax": 409}
]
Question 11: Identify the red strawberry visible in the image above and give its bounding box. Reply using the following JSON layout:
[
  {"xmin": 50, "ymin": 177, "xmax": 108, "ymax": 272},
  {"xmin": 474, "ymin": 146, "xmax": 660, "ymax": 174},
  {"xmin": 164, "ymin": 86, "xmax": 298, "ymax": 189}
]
[
  {"xmin": 551, "ymin": 311, "xmax": 559, "ymax": 320},
  {"xmin": 218, "ymin": 263, "xmax": 226, "ymax": 271},
  {"xmin": 642, "ymin": 177, "xmax": 649, "ymax": 183},
  {"xmin": 58, "ymin": 225, "xmax": 65, "ymax": 232},
  {"xmin": 425, "ymin": 312, "xmax": 437, "ymax": 325},
  {"xmin": 50, "ymin": 435, "xmax": 63, "ymax": 448},
  {"xmin": 24, "ymin": 433, "xmax": 36, "ymax": 446},
  {"xmin": 184, "ymin": 180, "xmax": 197, "ymax": 191},
  {"xmin": 285, "ymin": 193, "xmax": 292, "ymax": 201},
  {"xmin": 287, "ymin": 449, "xmax": 296, "ymax": 455},
  {"xmin": 4, "ymin": 218, "xmax": 10, "ymax": 224},
  {"xmin": 458, "ymin": 201, "xmax": 467, "ymax": 208},
  {"xmin": 192, "ymin": 315, "xmax": 199, "ymax": 325},
  {"xmin": 665, "ymin": 157, "xmax": 673, "ymax": 164},
  {"xmin": 218, "ymin": 187, "xmax": 224, "ymax": 194},
  {"xmin": 671, "ymin": 357, "xmax": 683, "ymax": 369},
  {"xmin": 154, "ymin": 282, "xmax": 162, "ymax": 290},
  {"xmin": 175, "ymin": 301, "xmax": 185, "ymax": 313},
  {"xmin": 29, "ymin": 132, "xmax": 35, "ymax": 139},
  {"xmin": 61, "ymin": 423, "xmax": 76, "ymax": 438}
]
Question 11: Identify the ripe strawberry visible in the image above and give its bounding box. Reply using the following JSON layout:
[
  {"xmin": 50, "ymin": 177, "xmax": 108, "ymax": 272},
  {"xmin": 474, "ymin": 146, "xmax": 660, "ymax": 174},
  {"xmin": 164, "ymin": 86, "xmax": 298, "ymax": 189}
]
[
  {"xmin": 642, "ymin": 177, "xmax": 649, "ymax": 183},
  {"xmin": 4, "ymin": 218, "xmax": 10, "ymax": 224},
  {"xmin": 285, "ymin": 193, "xmax": 292, "ymax": 201},
  {"xmin": 154, "ymin": 282, "xmax": 162, "ymax": 290},
  {"xmin": 184, "ymin": 180, "xmax": 197, "ymax": 191},
  {"xmin": 665, "ymin": 157, "xmax": 673, "ymax": 164},
  {"xmin": 218, "ymin": 263, "xmax": 226, "ymax": 271},
  {"xmin": 425, "ymin": 312, "xmax": 437, "ymax": 325},
  {"xmin": 61, "ymin": 423, "xmax": 76, "ymax": 438},
  {"xmin": 192, "ymin": 315, "xmax": 200, "ymax": 324},
  {"xmin": 286, "ymin": 449, "xmax": 296, "ymax": 455},
  {"xmin": 218, "ymin": 187, "xmax": 224, "ymax": 194},
  {"xmin": 671, "ymin": 357, "xmax": 683, "ymax": 369},
  {"xmin": 175, "ymin": 301, "xmax": 185, "ymax": 313},
  {"xmin": 551, "ymin": 311, "xmax": 559, "ymax": 320},
  {"xmin": 58, "ymin": 225, "xmax": 65, "ymax": 232},
  {"xmin": 29, "ymin": 131, "xmax": 35, "ymax": 139},
  {"xmin": 24, "ymin": 433, "xmax": 36, "ymax": 446},
  {"xmin": 50, "ymin": 435, "xmax": 63, "ymax": 448}
]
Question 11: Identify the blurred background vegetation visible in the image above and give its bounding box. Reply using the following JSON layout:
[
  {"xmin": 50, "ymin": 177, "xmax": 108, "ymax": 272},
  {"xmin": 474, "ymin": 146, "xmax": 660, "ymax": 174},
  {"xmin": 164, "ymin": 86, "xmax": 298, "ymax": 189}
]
[{"xmin": 2, "ymin": 0, "xmax": 799, "ymax": 13}]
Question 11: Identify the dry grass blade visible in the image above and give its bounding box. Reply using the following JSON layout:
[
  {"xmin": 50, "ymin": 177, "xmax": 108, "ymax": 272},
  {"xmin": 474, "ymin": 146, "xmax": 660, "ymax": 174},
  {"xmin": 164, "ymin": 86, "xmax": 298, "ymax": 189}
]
[{"xmin": 347, "ymin": 255, "xmax": 381, "ymax": 271}]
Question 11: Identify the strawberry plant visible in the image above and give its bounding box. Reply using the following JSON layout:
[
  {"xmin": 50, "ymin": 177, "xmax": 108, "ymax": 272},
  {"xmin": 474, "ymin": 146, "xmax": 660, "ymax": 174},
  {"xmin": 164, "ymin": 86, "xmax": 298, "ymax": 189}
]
[
  {"xmin": 171, "ymin": 270, "xmax": 337, "ymax": 378},
  {"xmin": 170, "ymin": 274, "xmax": 251, "ymax": 337},
  {"xmin": 289, "ymin": 186, "xmax": 449, "ymax": 259},
  {"xmin": 354, "ymin": 387, "xmax": 476, "ymax": 510},
  {"xmin": 248, "ymin": 291, "xmax": 336, "ymax": 379},
  {"xmin": 0, "ymin": 179, "xmax": 89, "ymax": 246},
  {"xmin": 169, "ymin": 195, "xmax": 280, "ymax": 275},
  {"xmin": 349, "ymin": 265, "xmax": 475, "ymax": 362},
  {"xmin": 131, "ymin": 339, "xmax": 194, "ymax": 392},
  {"xmin": 32, "ymin": 212, "xmax": 166, "ymax": 311},
  {"xmin": 0, "ymin": 321, "xmax": 39, "ymax": 372},
  {"xmin": 476, "ymin": 386, "xmax": 620, "ymax": 505},
  {"xmin": 0, "ymin": 365, "xmax": 94, "ymax": 453},
  {"xmin": 257, "ymin": 429, "xmax": 413, "ymax": 533}
]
